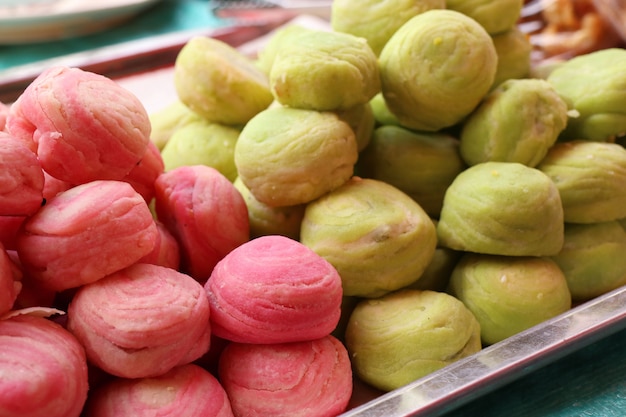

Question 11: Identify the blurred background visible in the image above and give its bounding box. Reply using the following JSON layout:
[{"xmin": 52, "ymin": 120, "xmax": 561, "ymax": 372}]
[
  {"xmin": 0, "ymin": 0, "xmax": 624, "ymax": 72},
  {"xmin": 0, "ymin": 0, "xmax": 230, "ymax": 70}
]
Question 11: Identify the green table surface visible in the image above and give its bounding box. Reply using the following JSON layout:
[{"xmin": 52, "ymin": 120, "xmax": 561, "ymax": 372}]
[
  {"xmin": 1, "ymin": 1, "xmax": 625, "ymax": 416},
  {"xmin": 446, "ymin": 327, "xmax": 626, "ymax": 417}
]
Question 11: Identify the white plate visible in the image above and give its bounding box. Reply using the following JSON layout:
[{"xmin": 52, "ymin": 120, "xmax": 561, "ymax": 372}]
[{"xmin": 0, "ymin": 0, "xmax": 162, "ymax": 44}]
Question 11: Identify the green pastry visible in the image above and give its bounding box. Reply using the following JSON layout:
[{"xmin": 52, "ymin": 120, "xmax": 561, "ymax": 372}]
[
  {"xmin": 330, "ymin": 0, "xmax": 445, "ymax": 56},
  {"xmin": 550, "ymin": 220, "xmax": 626, "ymax": 302},
  {"xmin": 335, "ymin": 102, "xmax": 376, "ymax": 152},
  {"xmin": 369, "ymin": 93, "xmax": 401, "ymax": 127},
  {"xmin": 448, "ymin": 253, "xmax": 571, "ymax": 345},
  {"xmin": 174, "ymin": 36, "xmax": 274, "ymax": 125},
  {"xmin": 405, "ymin": 246, "xmax": 461, "ymax": 293},
  {"xmin": 269, "ymin": 30, "xmax": 380, "ymax": 111},
  {"xmin": 446, "ymin": 0, "xmax": 524, "ymax": 35},
  {"xmin": 234, "ymin": 106, "xmax": 358, "ymax": 207},
  {"xmin": 255, "ymin": 24, "xmax": 312, "ymax": 75},
  {"xmin": 358, "ymin": 125, "xmax": 466, "ymax": 217},
  {"xmin": 460, "ymin": 78, "xmax": 569, "ymax": 167},
  {"xmin": 148, "ymin": 100, "xmax": 202, "ymax": 151},
  {"xmin": 300, "ymin": 177, "xmax": 437, "ymax": 298},
  {"xmin": 490, "ymin": 27, "xmax": 532, "ymax": 89},
  {"xmin": 233, "ymin": 177, "xmax": 305, "ymax": 241},
  {"xmin": 437, "ymin": 162, "xmax": 564, "ymax": 256},
  {"xmin": 160, "ymin": 119, "xmax": 240, "ymax": 181},
  {"xmin": 547, "ymin": 48, "xmax": 626, "ymax": 142},
  {"xmin": 345, "ymin": 289, "xmax": 481, "ymax": 392},
  {"xmin": 379, "ymin": 9, "xmax": 498, "ymax": 131},
  {"xmin": 537, "ymin": 140, "xmax": 626, "ymax": 223}
]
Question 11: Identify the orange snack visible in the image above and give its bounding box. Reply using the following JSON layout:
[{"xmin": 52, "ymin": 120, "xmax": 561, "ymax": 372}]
[
  {"xmin": 16, "ymin": 180, "xmax": 158, "ymax": 292},
  {"xmin": 219, "ymin": 335, "xmax": 353, "ymax": 417},
  {"xmin": 5, "ymin": 66, "xmax": 150, "ymax": 184},
  {"xmin": 522, "ymin": 0, "xmax": 623, "ymax": 61},
  {"xmin": 67, "ymin": 263, "xmax": 211, "ymax": 379},
  {"xmin": 206, "ymin": 235, "xmax": 343, "ymax": 344},
  {"xmin": 83, "ymin": 364, "xmax": 234, "ymax": 417},
  {"xmin": 0, "ymin": 314, "xmax": 89, "ymax": 417}
]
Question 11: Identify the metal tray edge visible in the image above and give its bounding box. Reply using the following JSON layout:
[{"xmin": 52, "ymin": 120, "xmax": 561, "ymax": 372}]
[{"xmin": 341, "ymin": 285, "xmax": 626, "ymax": 417}]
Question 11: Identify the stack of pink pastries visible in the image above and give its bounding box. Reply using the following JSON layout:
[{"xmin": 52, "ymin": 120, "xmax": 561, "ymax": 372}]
[
  {"xmin": 2, "ymin": 65, "xmax": 177, "ymax": 295},
  {"xmin": 0, "ymin": 66, "xmax": 230, "ymax": 416},
  {"xmin": 1, "ymin": 64, "xmax": 163, "ymax": 251},
  {"xmin": 0, "ymin": 65, "xmax": 356, "ymax": 416},
  {"xmin": 206, "ymin": 235, "xmax": 353, "ymax": 416}
]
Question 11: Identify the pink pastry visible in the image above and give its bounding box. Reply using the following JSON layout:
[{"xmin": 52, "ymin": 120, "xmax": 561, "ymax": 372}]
[
  {"xmin": 0, "ymin": 243, "xmax": 21, "ymax": 316},
  {"xmin": 0, "ymin": 101, "xmax": 8, "ymax": 131},
  {"xmin": 137, "ymin": 221, "xmax": 181, "ymax": 270},
  {"xmin": 205, "ymin": 234, "xmax": 343, "ymax": 344},
  {"xmin": 67, "ymin": 263, "xmax": 211, "ymax": 379},
  {"xmin": 154, "ymin": 165, "xmax": 249, "ymax": 283},
  {"xmin": 0, "ymin": 132, "xmax": 44, "ymax": 216},
  {"xmin": 194, "ymin": 333, "xmax": 231, "ymax": 376},
  {"xmin": 16, "ymin": 180, "xmax": 158, "ymax": 292},
  {"xmin": 219, "ymin": 335, "xmax": 353, "ymax": 417},
  {"xmin": 83, "ymin": 364, "xmax": 234, "ymax": 417},
  {"xmin": 123, "ymin": 140, "xmax": 165, "ymax": 203},
  {"xmin": 12, "ymin": 269, "xmax": 56, "ymax": 311},
  {"xmin": 0, "ymin": 216, "xmax": 26, "ymax": 250},
  {"xmin": 5, "ymin": 249, "xmax": 56, "ymax": 311},
  {"xmin": 0, "ymin": 314, "xmax": 89, "ymax": 417},
  {"xmin": 5, "ymin": 66, "xmax": 150, "ymax": 184},
  {"xmin": 42, "ymin": 170, "xmax": 73, "ymax": 201}
]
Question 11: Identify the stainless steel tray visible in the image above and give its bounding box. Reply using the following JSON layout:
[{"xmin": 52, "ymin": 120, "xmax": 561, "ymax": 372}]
[{"xmin": 2, "ymin": 20, "xmax": 625, "ymax": 417}]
